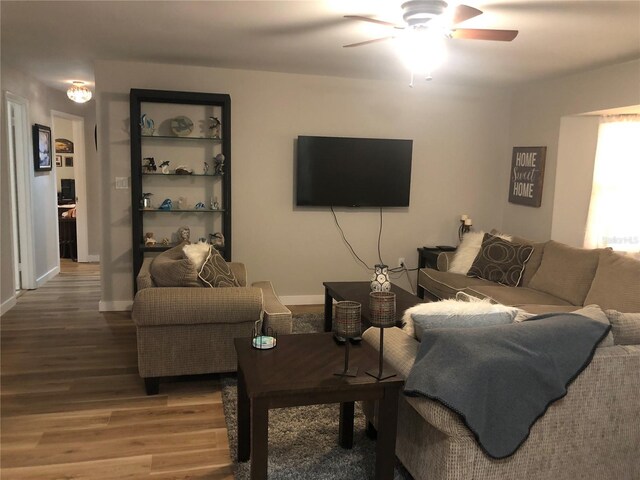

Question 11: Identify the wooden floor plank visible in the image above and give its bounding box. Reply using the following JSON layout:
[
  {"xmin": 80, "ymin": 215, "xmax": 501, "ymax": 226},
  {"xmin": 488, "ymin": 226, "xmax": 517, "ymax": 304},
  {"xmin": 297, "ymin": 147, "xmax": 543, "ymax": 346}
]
[{"xmin": 0, "ymin": 261, "xmax": 233, "ymax": 478}]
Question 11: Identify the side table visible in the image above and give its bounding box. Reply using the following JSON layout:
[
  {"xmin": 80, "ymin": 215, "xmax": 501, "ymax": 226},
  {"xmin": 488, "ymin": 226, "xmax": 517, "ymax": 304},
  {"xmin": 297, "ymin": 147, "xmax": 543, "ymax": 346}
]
[{"xmin": 416, "ymin": 246, "xmax": 456, "ymax": 299}]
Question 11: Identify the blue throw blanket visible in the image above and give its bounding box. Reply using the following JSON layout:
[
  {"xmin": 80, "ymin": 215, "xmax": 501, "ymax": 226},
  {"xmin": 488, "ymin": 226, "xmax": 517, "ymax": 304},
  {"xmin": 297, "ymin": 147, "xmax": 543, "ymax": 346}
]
[{"xmin": 404, "ymin": 313, "xmax": 610, "ymax": 459}]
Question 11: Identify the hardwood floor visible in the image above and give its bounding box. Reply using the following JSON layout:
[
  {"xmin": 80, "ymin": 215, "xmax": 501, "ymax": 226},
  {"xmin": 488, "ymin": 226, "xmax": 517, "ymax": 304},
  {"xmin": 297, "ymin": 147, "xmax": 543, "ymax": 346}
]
[{"xmin": 1, "ymin": 261, "xmax": 234, "ymax": 479}]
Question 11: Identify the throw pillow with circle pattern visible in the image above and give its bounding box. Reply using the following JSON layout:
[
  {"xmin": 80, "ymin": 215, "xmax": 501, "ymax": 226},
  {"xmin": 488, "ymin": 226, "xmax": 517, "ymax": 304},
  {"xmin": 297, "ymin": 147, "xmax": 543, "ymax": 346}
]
[
  {"xmin": 468, "ymin": 233, "xmax": 533, "ymax": 287},
  {"xmin": 198, "ymin": 246, "xmax": 240, "ymax": 287}
]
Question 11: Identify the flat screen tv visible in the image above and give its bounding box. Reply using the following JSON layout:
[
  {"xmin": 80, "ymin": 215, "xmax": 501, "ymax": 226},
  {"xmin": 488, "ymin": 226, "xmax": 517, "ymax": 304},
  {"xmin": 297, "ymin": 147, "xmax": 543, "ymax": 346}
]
[{"xmin": 296, "ymin": 136, "xmax": 413, "ymax": 207}]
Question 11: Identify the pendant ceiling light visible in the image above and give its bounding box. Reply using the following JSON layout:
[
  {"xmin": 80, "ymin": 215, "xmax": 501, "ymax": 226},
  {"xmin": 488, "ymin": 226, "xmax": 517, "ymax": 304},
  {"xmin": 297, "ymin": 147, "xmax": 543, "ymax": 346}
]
[{"xmin": 67, "ymin": 81, "xmax": 92, "ymax": 103}]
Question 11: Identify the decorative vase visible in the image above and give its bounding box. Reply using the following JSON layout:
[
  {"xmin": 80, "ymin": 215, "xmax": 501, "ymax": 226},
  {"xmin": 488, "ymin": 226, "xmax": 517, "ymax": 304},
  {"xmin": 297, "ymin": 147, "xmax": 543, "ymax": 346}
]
[{"xmin": 370, "ymin": 264, "xmax": 391, "ymax": 292}]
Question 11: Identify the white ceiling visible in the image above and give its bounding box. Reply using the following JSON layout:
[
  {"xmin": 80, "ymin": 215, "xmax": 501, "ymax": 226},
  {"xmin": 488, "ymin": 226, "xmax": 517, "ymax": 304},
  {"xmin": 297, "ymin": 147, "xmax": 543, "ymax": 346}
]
[{"xmin": 2, "ymin": 0, "xmax": 639, "ymax": 92}]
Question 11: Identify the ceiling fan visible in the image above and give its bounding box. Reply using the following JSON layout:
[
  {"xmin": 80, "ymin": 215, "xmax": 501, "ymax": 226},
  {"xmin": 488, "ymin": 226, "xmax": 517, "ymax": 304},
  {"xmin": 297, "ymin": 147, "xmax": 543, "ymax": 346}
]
[{"xmin": 343, "ymin": 0, "xmax": 518, "ymax": 48}]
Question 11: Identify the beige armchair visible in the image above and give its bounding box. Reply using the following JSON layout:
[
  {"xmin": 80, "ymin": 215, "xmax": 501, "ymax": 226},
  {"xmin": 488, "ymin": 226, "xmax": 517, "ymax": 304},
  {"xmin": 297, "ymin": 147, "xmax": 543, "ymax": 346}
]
[{"xmin": 132, "ymin": 259, "xmax": 292, "ymax": 394}]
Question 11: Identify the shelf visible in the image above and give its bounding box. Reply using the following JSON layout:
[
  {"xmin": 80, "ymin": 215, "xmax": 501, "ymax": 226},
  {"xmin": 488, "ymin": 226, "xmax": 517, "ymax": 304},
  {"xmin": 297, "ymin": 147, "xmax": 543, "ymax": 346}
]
[
  {"xmin": 131, "ymin": 88, "xmax": 232, "ymax": 293},
  {"xmin": 140, "ymin": 208, "xmax": 226, "ymax": 213},
  {"xmin": 142, "ymin": 244, "xmax": 174, "ymax": 252},
  {"xmin": 142, "ymin": 172, "xmax": 223, "ymax": 177},
  {"xmin": 142, "ymin": 134, "xmax": 222, "ymax": 142}
]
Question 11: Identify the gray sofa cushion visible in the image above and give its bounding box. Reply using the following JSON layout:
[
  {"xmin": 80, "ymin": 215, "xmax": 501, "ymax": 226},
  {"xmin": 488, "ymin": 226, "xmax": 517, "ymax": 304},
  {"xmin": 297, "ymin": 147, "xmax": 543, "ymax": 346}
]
[
  {"xmin": 466, "ymin": 285, "xmax": 573, "ymax": 307},
  {"xmin": 528, "ymin": 241, "xmax": 601, "ymax": 305},
  {"xmin": 584, "ymin": 250, "xmax": 640, "ymax": 312},
  {"xmin": 418, "ymin": 268, "xmax": 495, "ymax": 300},
  {"xmin": 149, "ymin": 242, "xmax": 201, "ymax": 288}
]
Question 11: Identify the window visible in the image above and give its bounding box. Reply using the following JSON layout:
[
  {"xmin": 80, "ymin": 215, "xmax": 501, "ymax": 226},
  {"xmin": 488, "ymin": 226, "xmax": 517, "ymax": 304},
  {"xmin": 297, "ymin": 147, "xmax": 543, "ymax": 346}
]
[{"xmin": 584, "ymin": 114, "xmax": 640, "ymax": 255}]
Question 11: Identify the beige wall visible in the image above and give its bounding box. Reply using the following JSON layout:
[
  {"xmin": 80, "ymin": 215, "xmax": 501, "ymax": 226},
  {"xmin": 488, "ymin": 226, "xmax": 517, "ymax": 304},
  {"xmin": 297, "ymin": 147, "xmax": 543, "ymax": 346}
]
[
  {"xmin": 502, "ymin": 59, "xmax": 640, "ymax": 240},
  {"xmin": 96, "ymin": 60, "xmax": 513, "ymax": 308},
  {"xmin": 1, "ymin": 64, "xmax": 100, "ymax": 311}
]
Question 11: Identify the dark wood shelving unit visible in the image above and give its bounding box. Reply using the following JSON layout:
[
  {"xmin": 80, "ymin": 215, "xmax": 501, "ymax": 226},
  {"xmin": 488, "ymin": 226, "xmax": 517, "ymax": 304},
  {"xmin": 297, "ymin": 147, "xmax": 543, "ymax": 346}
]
[{"xmin": 130, "ymin": 89, "xmax": 231, "ymax": 292}]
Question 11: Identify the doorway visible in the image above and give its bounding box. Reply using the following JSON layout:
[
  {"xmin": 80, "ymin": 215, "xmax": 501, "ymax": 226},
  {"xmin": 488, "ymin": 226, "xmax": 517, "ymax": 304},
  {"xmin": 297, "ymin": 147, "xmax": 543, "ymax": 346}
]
[
  {"xmin": 5, "ymin": 92, "xmax": 36, "ymax": 293},
  {"xmin": 51, "ymin": 111, "xmax": 89, "ymax": 264}
]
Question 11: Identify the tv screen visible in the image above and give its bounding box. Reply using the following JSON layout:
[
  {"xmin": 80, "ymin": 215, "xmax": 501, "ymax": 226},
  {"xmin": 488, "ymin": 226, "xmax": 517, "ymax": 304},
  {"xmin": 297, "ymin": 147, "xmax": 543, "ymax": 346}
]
[{"xmin": 296, "ymin": 136, "xmax": 412, "ymax": 207}]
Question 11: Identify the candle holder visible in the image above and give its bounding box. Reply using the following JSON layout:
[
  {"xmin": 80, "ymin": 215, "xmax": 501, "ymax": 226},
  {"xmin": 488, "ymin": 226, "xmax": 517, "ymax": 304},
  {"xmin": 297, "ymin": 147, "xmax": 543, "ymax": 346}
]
[
  {"xmin": 366, "ymin": 291, "xmax": 396, "ymax": 381},
  {"xmin": 333, "ymin": 301, "xmax": 362, "ymax": 377},
  {"xmin": 458, "ymin": 215, "xmax": 473, "ymax": 242},
  {"xmin": 251, "ymin": 319, "xmax": 277, "ymax": 350}
]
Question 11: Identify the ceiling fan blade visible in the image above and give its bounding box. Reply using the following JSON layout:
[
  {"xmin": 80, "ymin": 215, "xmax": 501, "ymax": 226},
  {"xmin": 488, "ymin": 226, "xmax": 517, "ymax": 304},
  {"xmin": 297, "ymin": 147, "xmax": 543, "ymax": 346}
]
[
  {"xmin": 451, "ymin": 4, "xmax": 483, "ymax": 25},
  {"xmin": 343, "ymin": 36, "xmax": 395, "ymax": 48},
  {"xmin": 451, "ymin": 28, "xmax": 519, "ymax": 41},
  {"xmin": 344, "ymin": 15, "xmax": 403, "ymax": 29}
]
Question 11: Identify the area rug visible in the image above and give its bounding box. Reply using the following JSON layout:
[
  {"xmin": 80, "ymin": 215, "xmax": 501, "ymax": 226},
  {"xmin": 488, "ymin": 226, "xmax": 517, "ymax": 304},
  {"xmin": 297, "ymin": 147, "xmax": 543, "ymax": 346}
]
[{"xmin": 221, "ymin": 312, "xmax": 413, "ymax": 480}]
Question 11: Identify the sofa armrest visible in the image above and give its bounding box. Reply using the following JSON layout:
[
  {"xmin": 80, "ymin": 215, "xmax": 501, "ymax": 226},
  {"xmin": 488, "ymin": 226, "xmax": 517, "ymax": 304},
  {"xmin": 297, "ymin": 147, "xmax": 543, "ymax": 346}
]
[
  {"xmin": 132, "ymin": 286, "xmax": 263, "ymax": 327},
  {"xmin": 251, "ymin": 280, "xmax": 292, "ymax": 335},
  {"xmin": 437, "ymin": 251, "xmax": 456, "ymax": 272}
]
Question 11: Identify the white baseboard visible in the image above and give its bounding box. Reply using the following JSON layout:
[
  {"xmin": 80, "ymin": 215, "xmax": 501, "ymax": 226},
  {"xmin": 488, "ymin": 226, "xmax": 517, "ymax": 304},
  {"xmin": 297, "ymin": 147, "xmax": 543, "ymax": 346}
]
[
  {"xmin": 1, "ymin": 296, "xmax": 17, "ymax": 316},
  {"xmin": 99, "ymin": 300, "xmax": 133, "ymax": 312},
  {"xmin": 36, "ymin": 265, "xmax": 60, "ymax": 287},
  {"xmin": 85, "ymin": 255, "xmax": 100, "ymax": 262},
  {"xmin": 279, "ymin": 294, "xmax": 325, "ymax": 306}
]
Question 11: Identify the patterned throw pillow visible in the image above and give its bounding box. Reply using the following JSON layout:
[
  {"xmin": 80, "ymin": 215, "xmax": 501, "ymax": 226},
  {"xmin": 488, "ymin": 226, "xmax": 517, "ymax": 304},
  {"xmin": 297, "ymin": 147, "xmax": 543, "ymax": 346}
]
[
  {"xmin": 468, "ymin": 233, "xmax": 534, "ymax": 287},
  {"xmin": 198, "ymin": 246, "xmax": 240, "ymax": 287}
]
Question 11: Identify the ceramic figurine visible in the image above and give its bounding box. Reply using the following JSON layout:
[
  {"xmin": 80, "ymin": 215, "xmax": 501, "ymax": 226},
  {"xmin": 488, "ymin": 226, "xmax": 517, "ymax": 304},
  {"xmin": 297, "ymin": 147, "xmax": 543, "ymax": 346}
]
[
  {"xmin": 175, "ymin": 165, "xmax": 192, "ymax": 175},
  {"xmin": 195, "ymin": 202, "xmax": 206, "ymax": 210},
  {"xmin": 161, "ymin": 237, "xmax": 170, "ymax": 246},
  {"xmin": 140, "ymin": 114, "xmax": 155, "ymax": 135},
  {"xmin": 159, "ymin": 198, "xmax": 172, "ymax": 210},
  {"xmin": 209, "ymin": 232, "xmax": 225, "ymax": 249},
  {"xmin": 143, "ymin": 157, "xmax": 156, "ymax": 172},
  {"xmin": 371, "ymin": 264, "xmax": 391, "ymax": 292},
  {"xmin": 144, "ymin": 232, "xmax": 157, "ymax": 246},
  {"xmin": 177, "ymin": 226, "xmax": 190, "ymax": 242},
  {"xmin": 210, "ymin": 196, "xmax": 220, "ymax": 210},
  {"xmin": 209, "ymin": 116, "xmax": 221, "ymax": 139},
  {"xmin": 159, "ymin": 160, "xmax": 170, "ymax": 174},
  {"xmin": 141, "ymin": 192, "xmax": 153, "ymax": 209},
  {"xmin": 177, "ymin": 196, "xmax": 186, "ymax": 210},
  {"xmin": 214, "ymin": 153, "xmax": 225, "ymax": 175},
  {"xmin": 203, "ymin": 162, "xmax": 209, "ymax": 175}
]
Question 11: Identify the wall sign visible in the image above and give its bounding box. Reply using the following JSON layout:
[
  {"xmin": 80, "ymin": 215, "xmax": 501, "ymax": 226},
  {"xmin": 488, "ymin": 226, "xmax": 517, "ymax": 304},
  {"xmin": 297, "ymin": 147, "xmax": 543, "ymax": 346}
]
[{"xmin": 508, "ymin": 146, "xmax": 546, "ymax": 207}]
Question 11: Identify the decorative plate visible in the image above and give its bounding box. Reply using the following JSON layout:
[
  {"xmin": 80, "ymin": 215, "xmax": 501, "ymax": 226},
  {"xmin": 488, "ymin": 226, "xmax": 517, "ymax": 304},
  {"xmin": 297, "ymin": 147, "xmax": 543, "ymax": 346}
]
[{"xmin": 170, "ymin": 116, "xmax": 194, "ymax": 136}]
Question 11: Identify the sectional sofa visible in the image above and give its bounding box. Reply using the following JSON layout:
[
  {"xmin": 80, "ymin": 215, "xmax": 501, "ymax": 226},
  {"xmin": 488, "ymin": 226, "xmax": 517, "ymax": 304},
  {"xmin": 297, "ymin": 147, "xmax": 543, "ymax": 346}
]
[{"xmin": 363, "ymin": 238, "xmax": 640, "ymax": 479}]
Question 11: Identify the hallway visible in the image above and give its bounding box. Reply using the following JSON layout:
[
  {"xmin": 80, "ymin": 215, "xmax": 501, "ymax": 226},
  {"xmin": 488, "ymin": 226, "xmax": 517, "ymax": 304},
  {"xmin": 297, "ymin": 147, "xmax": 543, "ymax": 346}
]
[{"xmin": 0, "ymin": 263, "xmax": 233, "ymax": 479}]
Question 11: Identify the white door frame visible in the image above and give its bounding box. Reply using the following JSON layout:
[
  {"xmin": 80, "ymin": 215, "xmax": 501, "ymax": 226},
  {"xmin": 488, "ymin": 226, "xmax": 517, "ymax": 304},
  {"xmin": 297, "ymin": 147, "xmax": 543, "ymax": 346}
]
[
  {"xmin": 51, "ymin": 110, "xmax": 89, "ymax": 262},
  {"xmin": 4, "ymin": 91, "xmax": 36, "ymax": 290}
]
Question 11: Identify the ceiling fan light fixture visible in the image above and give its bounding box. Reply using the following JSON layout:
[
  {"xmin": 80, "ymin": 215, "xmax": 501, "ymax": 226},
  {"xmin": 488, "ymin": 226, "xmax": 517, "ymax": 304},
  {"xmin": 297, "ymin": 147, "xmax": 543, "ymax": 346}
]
[
  {"xmin": 396, "ymin": 27, "xmax": 447, "ymax": 76},
  {"xmin": 67, "ymin": 81, "xmax": 92, "ymax": 103}
]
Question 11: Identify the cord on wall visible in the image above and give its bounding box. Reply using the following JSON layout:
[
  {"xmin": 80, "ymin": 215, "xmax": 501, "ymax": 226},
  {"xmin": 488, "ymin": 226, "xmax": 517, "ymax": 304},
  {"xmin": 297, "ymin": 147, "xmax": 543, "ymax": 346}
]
[{"xmin": 330, "ymin": 206, "xmax": 373, "ymax": 270}]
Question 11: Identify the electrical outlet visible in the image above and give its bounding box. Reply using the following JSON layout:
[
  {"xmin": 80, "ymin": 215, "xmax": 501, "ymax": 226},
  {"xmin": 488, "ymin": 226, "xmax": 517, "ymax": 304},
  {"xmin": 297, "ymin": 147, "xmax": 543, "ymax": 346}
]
[{"xmin": 398, "ymin": 257, "xmax": 405, "ymax": 268}]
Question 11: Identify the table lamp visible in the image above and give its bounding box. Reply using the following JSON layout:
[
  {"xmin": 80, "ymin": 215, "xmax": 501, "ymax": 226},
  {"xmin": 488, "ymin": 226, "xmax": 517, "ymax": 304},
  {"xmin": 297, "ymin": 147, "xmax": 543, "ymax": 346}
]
[
  {"xmin": 366, "ymin": 291, "xmax": 396, "ymax": 380},
  {"xmin": 334, "ymin": 301, "xmax": 362, "ymax": 377}
]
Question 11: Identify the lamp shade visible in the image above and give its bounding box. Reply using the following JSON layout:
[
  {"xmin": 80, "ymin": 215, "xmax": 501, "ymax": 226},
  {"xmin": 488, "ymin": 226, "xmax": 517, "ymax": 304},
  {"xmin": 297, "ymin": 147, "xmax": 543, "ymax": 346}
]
[
  {"xmin": 369, "ymin": 292, "xmax": 396, "ymax": 328},
  {"xmin": 334, "ymin": 301, "xmax": 362, "ymax": 338},
  {"xmin": 67, "ymin": 82, "xmax": 92, "ymax": 103}
]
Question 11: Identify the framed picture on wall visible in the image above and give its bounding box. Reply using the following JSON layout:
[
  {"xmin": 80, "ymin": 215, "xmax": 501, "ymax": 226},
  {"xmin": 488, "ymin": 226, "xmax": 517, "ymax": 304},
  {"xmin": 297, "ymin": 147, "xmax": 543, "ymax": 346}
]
[
  {"xmin": 55, "ymin": 155, "xmax": 62, "ymax": 167},
  {"xmin": 55, "ymin": 138, "xmax": 74, "ymax": 153},
  {"xmin": 33, "ymin": 124, "xmax": 52, "ymax": 171},
  {"xmin": 508, "ymin": 146, "xmax": 547, "ymax": 207},
  {"xmin": 64, "ymin": 156, "xmax": 74, "ymax": 167}
]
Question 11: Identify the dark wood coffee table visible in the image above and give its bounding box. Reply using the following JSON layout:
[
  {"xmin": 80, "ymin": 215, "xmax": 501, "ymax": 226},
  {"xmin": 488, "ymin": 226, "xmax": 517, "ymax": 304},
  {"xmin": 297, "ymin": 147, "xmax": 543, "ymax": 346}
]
[
  {"xmin": 235, "ymin": 333, "xmax": 404, "ymax": 480},
  {"xmin": 323, "ymin": 281, "xmax": 425, "ymax": 332}
]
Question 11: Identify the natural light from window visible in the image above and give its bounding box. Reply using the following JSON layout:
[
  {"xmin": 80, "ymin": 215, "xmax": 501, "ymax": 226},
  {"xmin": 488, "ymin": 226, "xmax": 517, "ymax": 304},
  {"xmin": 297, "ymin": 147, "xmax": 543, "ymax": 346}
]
[{"xmin": 584, "ymin": 114, "xmax": 640, "ymax": 255}]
